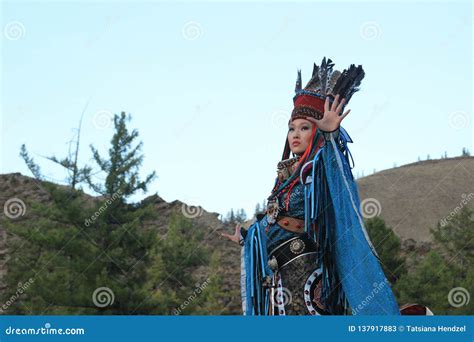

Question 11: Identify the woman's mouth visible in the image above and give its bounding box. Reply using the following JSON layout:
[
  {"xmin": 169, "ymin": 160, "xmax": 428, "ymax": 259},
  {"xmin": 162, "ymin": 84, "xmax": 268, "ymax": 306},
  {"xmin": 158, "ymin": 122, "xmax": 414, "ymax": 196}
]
[{"xmin": 292, "ymin": 141, "xmax": 301, "ymax": 146}]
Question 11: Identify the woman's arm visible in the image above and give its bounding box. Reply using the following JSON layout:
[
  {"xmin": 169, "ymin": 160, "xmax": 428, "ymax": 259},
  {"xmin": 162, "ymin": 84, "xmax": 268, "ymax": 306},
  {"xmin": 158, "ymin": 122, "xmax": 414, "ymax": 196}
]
[{"xmin": 220, "ymin": 223, "xmax": 245, "ymax": 245}]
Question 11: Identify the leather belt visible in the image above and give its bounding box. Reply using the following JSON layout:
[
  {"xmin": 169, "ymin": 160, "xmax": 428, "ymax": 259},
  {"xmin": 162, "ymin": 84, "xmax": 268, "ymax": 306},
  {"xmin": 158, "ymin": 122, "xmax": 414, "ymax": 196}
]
[
  {"xmin": 268, "ymin": 234, "xmax": 318, "ymax": 270},
  {"xmin": 276, "ymin": 215, "xmax": 305, "ymax": 233}
]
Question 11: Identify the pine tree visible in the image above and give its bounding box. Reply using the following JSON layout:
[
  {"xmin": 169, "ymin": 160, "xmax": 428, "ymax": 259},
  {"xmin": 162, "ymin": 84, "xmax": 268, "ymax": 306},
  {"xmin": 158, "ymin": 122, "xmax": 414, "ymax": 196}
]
[
  {"xmin": 225, "ymin": 209, "xmax": 236, "ymax": 224},
  {"xmin": 254, "ymin": 200, "xmax": 267, "ymax": 217},
  {"xmin": 395, "ymin": 251, "xmax": 457, "ymax": 314},
  {"xmin": 46, "ymin": 109, "xmax": 92, "ymax": 190},
  {"xmin": 235, "ymin": 208, "xmax": 247, "ymax": 223},
  {"xmin": 86, "ymin": 111, "xmax": 156, "ymax": 200},
  {"xmin": 82, "ymin": 111, "xmax": 158, "ymax": 314},
  {"xmin": 365, "ymin": 217, "xmax": 407, "ymax": 285},
  {"xmin": 188, "ymin": 250, "xmax": 232, "ymax": 315},
  {"xmin": 395, "ymin": 206, "xmax": 474, "ymax": 314},
  {"xmin": 148, "ymin": 213, "xmax": 210, "ymax": 315},
  {"xmin": 19, "ymin": 144, "xmax": 43, "ymax": 180},
  {"xmin": 254, "ymin": 203, "xmax": 261, "ymax": 216},
  {"xmin": 2, "ymin": 111, "xmax": 159, "ymax": 315},
  {"xmin": 431, "ymin": 206, "xmax": 473, "ymax": 274},
  {"xmin": 1, "ymin": 182, "xmax": 102, "ymax": 314},
  {"xmin": 20, "ymin": 107, "xmax": 93, "ymax": 189}
]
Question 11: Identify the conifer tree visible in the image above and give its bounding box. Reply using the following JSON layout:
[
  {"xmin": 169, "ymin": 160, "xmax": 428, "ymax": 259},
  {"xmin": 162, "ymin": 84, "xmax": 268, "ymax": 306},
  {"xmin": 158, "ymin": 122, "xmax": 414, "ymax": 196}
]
[{"xmin": 365, "ymin": 217, "xmax": 407, "ymax": 285}]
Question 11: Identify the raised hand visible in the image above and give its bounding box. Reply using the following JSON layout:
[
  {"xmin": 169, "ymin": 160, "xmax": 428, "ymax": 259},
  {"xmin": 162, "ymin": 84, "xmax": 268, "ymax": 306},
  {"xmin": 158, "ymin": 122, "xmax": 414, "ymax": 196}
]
[
  {"xmin": 315, "ymin": 94, "xmax": 351, "ymax": 132},
  {"xmin": 220, "ymin": 223, "xmax": 242, "ymax": 244}
]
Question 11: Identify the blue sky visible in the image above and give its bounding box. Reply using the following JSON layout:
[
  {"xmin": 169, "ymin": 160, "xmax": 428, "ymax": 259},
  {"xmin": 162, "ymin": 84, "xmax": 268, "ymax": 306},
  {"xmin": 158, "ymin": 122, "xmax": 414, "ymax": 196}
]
[{"xmin": 1, "ymin": 0, "xmax": 472, "ymax": 218}]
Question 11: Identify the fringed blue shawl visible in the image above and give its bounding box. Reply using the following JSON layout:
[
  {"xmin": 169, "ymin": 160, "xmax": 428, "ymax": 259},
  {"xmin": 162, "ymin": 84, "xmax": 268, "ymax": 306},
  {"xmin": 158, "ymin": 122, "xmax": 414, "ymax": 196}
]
[{"xmin": 242, "ymin": 127, "xmax": 400, "ymax": 315}]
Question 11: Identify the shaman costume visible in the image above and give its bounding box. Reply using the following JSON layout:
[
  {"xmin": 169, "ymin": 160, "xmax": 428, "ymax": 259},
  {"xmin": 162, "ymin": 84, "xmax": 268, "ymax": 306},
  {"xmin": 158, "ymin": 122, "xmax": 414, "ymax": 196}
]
[{"xmin": 239, "ymin": 57, "xmax": 401, "ymax": 316}]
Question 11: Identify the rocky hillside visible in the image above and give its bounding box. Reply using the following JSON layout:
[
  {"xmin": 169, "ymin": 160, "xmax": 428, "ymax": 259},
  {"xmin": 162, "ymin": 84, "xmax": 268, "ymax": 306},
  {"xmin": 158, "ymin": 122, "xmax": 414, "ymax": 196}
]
[
  {"xmin": 0, "ymin": 156, "xmax": 473, "ymax": 314},
  {"xmin": 0, "ymin": 172, "xmax": 243, "ymax": 314},
  {"xmin": 357, "ymin": 156, "xmax": 474, "ymax": 243}
]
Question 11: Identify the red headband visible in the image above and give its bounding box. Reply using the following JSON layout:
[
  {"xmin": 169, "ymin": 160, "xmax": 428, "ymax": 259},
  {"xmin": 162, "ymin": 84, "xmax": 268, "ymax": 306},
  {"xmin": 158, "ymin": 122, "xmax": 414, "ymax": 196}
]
[{"xmin": 293, "ymin": 94, "xmax": 326, "ymax": 113}]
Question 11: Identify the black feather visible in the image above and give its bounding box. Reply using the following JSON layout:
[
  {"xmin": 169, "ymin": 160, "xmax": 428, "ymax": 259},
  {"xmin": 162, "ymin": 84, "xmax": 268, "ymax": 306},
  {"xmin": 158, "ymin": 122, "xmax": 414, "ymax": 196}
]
[{"xmin": 295, "ymin": 69, "xmax": 302, "ymax": 93}]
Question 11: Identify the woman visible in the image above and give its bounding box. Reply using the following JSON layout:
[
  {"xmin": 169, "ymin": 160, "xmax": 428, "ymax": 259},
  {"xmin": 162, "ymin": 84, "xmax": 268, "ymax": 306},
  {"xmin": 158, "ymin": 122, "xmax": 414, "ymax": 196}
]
[{"xmin": 222, "ymin": 57, "xmax": 402, "ymax": 316}]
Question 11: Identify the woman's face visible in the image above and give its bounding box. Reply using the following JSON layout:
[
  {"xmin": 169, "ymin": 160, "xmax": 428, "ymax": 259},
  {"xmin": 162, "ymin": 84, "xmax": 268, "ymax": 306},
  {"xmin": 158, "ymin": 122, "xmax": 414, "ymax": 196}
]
[{"xmin": 287, "ymin": 118, "xmax": 314, "ymax": 156}]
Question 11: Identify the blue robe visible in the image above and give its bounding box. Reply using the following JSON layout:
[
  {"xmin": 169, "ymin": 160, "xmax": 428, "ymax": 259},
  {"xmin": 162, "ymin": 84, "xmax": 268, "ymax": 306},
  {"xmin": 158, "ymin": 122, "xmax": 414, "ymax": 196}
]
[{"xmin": 241, "ymin": 127, "xmax": 401, "ymax": 316}]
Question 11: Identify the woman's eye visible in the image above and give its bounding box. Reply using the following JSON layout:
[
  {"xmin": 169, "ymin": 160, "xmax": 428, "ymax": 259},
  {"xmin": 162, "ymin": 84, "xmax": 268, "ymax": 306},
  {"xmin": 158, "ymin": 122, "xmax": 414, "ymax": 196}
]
[
  {"xmin": 302, "ymin": 126, "xmax": 309, "ymax": 130},
  {"xmin": 288, "ymin": 128, "xmax": 294, "ymax": 132}
]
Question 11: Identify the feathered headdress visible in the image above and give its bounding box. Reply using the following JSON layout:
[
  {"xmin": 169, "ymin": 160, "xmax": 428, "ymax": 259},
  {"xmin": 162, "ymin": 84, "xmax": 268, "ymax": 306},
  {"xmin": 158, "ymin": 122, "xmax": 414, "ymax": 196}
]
[
  {"xmin": 280, "ymin": 57, "xmax": 365, "ymax": 160},
  {"xmin": 291, "ymin": 57, "xmax": 365, "ymax": 123}
]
